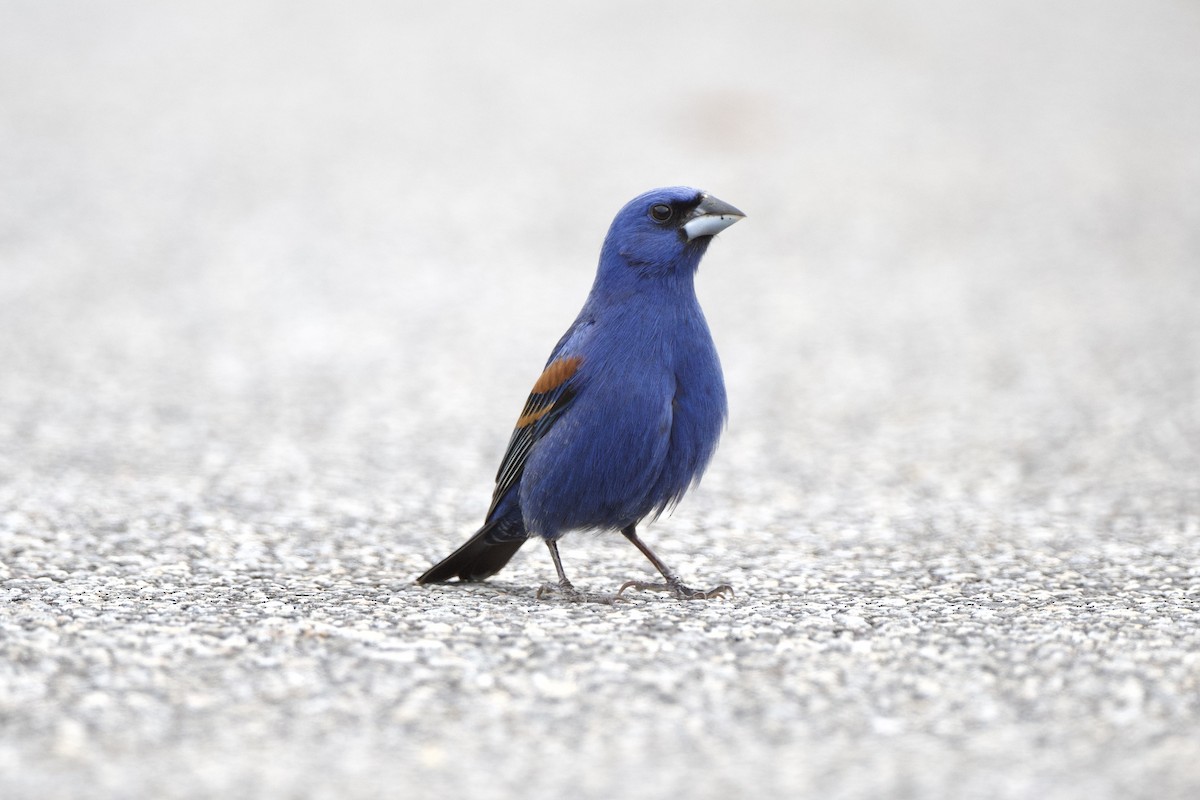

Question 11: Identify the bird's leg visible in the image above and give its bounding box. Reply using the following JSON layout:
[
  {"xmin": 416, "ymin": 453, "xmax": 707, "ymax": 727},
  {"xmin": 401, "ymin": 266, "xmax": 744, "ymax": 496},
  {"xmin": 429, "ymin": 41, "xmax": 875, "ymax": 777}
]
[
  {"xmin": 535, "ymin": 539, "xmax": 623, "ymax": 604},
  {"xmin": 535, "ymin": 539, "xmax": 578, "ymax": 598},
  {"xmin": 616, "ymin": 525, "xmax": 734, "ymax": 601}
]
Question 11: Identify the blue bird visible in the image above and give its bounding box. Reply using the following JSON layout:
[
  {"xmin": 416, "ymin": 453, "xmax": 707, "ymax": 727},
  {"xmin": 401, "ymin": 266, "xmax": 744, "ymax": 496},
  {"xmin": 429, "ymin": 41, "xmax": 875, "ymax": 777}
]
[{"xmin": 417, "ymin": 187, "xmax": 744, "ymax": 600}]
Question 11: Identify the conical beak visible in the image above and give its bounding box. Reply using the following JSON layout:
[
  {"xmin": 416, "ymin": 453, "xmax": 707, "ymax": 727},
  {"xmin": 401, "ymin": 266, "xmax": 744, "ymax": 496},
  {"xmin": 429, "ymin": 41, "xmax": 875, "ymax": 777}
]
[{"xmin": 683, "ymin": 193, "xmax": 746, "ymax": 241}]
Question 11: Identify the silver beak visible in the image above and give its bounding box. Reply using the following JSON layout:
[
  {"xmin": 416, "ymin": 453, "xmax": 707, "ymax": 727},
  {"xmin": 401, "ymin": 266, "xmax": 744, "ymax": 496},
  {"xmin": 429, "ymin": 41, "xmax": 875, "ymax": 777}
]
[{"xmin": 683, "ymin": 193, "xmax": 746, "ymax": 241}]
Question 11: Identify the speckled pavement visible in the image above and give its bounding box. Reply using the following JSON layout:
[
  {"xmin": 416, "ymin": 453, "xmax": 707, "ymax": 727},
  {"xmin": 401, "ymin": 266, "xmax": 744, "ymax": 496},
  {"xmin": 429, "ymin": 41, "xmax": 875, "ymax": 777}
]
[{"xmin": 2, "ymin": 2, "xmax": 1199, "ymax": 798}]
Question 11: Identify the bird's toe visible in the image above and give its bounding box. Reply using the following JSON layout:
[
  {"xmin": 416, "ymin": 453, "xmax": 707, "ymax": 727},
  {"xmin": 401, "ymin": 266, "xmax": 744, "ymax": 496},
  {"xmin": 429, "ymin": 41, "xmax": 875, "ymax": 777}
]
[
  {"xmin": 536, "ymin": 580, "xmax": 622, "ymax": 605},
  {"xmin": 617, "ymin": 577, "xmax": 734, "ymax": 601}
]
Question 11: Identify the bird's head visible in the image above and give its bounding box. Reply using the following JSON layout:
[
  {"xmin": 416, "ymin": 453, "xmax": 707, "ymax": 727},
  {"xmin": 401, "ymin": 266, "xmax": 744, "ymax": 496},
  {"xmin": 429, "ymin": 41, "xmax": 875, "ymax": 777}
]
[{"xmin": 598, "ymin": 187, "xmax": 745, "ymax": 283}]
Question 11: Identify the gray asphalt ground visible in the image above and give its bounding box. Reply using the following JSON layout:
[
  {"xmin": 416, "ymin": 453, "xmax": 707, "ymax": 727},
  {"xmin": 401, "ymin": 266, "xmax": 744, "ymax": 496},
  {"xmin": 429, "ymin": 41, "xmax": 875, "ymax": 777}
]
[{"xmin": 3, "ymin": 2, "xmax": 1200, "ymax": 798}]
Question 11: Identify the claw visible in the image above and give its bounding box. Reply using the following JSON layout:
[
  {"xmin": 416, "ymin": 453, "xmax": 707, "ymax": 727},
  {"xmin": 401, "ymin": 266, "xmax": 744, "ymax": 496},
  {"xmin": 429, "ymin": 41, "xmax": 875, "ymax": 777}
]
[
  {"xmin": 536, "ymin": 580, "xmax": 623, "ymax": 604},
  {"xmin": 616, "ymin": 577, "xmax": 734, "ymax": 601},
  {"xmin": 536, "ymin": 579, "xmax": 577, "ymax": 600}
]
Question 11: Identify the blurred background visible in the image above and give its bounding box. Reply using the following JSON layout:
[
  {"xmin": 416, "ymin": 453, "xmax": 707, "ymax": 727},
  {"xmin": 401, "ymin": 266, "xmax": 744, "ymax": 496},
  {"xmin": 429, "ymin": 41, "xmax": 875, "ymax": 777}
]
[
  {"xmin": 3, "ymin": 0, "xmax": 1197, "ymax": 507},
  {"xmin": 2, "ymin": 0, "xmax": 1197, "ymax": 510},
  {"xmin": 2, "ymin": 1, "xmax": 1198, "ymax": 798}
]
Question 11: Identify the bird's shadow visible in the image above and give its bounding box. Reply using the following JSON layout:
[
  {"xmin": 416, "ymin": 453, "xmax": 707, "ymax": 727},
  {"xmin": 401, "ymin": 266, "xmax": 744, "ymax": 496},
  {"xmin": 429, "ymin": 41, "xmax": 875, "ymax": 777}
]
[{"xmin": 416, "ymin": 578, "xmax": 737, "ymax": 606}]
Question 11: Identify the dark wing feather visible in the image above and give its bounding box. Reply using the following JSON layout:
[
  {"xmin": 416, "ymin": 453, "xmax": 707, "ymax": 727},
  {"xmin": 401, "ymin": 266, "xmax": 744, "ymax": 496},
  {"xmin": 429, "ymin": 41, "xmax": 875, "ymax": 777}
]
[{"xmin": 486, "ymin": 354, "xmax": 583, "ymax": 519}]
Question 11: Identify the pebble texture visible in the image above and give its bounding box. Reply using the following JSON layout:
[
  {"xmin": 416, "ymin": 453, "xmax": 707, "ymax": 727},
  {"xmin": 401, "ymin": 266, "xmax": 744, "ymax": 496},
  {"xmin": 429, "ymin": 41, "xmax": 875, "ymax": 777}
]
[{"xmin": 2, "ymin": 1, "xmax": 1199, "ymax": 798}]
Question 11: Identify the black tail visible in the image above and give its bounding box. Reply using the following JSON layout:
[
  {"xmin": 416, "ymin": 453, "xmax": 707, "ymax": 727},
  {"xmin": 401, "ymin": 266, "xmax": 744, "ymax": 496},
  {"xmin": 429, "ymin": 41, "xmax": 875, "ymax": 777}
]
[{"xmin": 417, "ymin": 523, "xmax": 528, "ymax": 584}]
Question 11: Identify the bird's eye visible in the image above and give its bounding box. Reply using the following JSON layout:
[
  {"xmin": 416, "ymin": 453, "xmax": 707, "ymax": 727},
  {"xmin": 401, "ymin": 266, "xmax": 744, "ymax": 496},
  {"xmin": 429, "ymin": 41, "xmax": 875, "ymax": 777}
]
[{"xmin": 649, "ymin": 204, "xmax": 673, "ymax": 223}]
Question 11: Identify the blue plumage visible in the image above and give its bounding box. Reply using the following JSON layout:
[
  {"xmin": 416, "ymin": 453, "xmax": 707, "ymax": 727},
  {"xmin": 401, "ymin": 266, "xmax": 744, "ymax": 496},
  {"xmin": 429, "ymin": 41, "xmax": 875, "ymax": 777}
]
[{"xmin": 417, "ymin": 187, "xmax": 744, "ymax": 600}]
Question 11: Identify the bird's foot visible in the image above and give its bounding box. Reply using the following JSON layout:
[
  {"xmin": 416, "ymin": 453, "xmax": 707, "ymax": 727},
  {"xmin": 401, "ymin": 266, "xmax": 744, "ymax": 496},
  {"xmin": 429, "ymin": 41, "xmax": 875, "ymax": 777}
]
[
  {"xmin": 536, "ymin": 578, "xmax": 577, "ymax": 600},
  {"xmin": 617, "ymin": 576, "xmax": 734, "ymax": 601},
  {"xmin": 536, "ymin": 580, "xmax": 623, "ymax": 604}
]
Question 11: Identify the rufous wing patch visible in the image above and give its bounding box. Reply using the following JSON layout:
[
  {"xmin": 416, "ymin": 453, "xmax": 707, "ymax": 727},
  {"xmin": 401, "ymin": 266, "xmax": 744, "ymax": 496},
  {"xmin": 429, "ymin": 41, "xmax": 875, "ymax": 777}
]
[
  {"xmin": 515, "ymin": 355, "xmax": 582, "ymax": 429},
  {"xmin": 516, "ymin": 405, "xmax": 553, "ymax": 428},
  {"xmin": 530, "ymin": 355, "xmax": 583, "ymax": 394}
]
